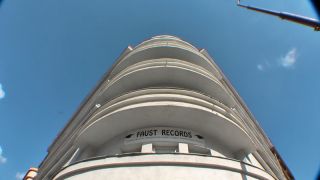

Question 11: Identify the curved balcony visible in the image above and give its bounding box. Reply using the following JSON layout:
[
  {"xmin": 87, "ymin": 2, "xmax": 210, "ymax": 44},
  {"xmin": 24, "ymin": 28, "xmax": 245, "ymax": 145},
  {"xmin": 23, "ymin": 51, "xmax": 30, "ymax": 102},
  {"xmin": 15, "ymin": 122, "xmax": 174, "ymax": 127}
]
[
  {"xmin": 108, "ymin": 41, "xmax": 220, "ymax": 79},
  {"xmin": 136, "ymin": 35, "xmax": 199, "ymax": 51},
  {"xmin": 54, "ymin": 154, "xmax": 275, "ymax": 180},
  {"xmin": 98, "ymin": 58, "xmax": 234, "ymax": 106},
  {"xmin": 76, "ymin": 89, "xmax": 254, "ymax": 154}
]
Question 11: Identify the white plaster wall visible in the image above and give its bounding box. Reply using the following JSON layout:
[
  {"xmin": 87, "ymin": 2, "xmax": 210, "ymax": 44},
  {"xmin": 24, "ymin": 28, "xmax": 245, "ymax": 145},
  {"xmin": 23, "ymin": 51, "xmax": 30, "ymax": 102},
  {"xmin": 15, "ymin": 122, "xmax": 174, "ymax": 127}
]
[
  {"xmin": 76, "ymin": 128, "xmax": 235, "ymax": 163},
  {"xmin": 56, "ymin": 154, "xmax": 274, "ymax": 180},
  {"xmin": 95, "ymin": 135, "xmax": 124, "ymax": 156},
  {"xmin": 65, "ymin": 166, "xmax": 244, "ymax": 180}
]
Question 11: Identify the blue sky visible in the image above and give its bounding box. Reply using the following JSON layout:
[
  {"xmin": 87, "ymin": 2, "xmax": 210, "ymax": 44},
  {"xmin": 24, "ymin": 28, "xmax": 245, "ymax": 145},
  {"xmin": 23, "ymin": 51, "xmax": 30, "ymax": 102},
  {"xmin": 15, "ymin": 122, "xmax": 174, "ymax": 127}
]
[{"xmin": 0, "ymin": 0, "xmax": 319, "ymax": 179}]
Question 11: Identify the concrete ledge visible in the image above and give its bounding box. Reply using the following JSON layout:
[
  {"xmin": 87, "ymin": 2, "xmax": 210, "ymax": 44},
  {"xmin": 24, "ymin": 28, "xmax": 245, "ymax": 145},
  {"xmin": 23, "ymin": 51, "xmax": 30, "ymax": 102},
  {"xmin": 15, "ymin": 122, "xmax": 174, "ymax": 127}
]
[
  {"xmin": 99, "ymin": 58, "xmax": 232, "ymax": 106},
  {"xmin": 54, "ymin": 154, "xmax": 275, "ymax": 180},
  {"xmin": 76, "ymin": 95, "xmax": 254, "ymax": 152},
  {"xmin": 109, "ymin": 44, "xmax": 217, "ymax": 78}
]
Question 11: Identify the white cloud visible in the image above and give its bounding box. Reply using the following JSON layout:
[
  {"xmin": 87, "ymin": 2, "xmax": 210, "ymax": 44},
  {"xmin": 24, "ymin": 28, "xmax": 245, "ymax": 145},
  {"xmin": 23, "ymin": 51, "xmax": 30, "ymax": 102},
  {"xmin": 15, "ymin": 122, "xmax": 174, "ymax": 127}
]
[
  {"xmin": 257, "ymin": 64, "xmax": 264, "ymax": 71},
  {"xmin": 0, "ymin": 83, "xmax": 5, "ymax": 99},
  {"xmin": 256, "ymin": 48, "xmax": 298, "ymax": 71},
  {"xmin": 257, "ymin": 60, "xmax": 271, "ymax": 71},
  {"xmin": 280, "ymin": 48, "xmax": 297, "ymax": 68},
  {"xmin": 0, "ymin": 146, "xmax": 7, "ymax": 164},
  {"xmin": 15, "ymin": 172, "xmax": 25, "ymax": 180}
]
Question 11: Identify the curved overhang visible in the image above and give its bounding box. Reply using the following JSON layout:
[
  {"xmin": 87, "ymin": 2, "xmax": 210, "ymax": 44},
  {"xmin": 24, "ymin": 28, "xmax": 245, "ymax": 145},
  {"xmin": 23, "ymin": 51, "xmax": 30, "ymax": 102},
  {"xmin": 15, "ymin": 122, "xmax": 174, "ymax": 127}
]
[
  {"xmin": 98, "ymin": 58, "xmax": 234, "ymax": 106},
  {"xmin": 92, "ymin": 89, "xmax": 241, "ymax": 128},
  {"xmin": 54, "ymin": 154, "xmax": 275, "ymax": 180},
  {"xmin": 76, "ymin": 90, "xmax": 254, "ymax": 153},
  {"xmin": 138, "ymin": 35, "xmax": 199, "ymax": 51},
  {"xmin": 151, "ymin": 35, "xmax": 182, "ymax": 40},
  {"xmin": 108, "ymin": 43, "xmax": 220, "ymax": 79}
]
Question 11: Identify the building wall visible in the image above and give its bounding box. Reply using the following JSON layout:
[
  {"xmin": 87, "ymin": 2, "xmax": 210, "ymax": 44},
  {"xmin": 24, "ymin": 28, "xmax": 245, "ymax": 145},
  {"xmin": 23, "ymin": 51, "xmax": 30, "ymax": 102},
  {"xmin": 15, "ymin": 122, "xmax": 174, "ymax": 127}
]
[
  {"xmin": 36, "ymin": 35, "xmax": 289, "ymax": 180},
  {"xmin": 55, "ymin": 154, "xmax": 274, "ymax": 180}
]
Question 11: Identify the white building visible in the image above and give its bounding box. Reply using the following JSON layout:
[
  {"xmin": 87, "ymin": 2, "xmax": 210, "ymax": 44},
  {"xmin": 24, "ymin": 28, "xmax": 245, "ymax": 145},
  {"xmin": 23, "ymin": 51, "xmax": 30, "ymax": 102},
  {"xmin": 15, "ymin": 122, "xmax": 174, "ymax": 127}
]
[{"xmin": 36, "ymin": 35, "xmax": 293, "ymax": 180}]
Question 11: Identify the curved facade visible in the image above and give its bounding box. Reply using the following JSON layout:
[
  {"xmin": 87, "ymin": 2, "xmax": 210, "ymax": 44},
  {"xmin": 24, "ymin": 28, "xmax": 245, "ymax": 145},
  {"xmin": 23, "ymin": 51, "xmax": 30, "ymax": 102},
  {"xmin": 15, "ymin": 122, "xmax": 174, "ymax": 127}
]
[{"xmin": 36, "ymin": 35, "xmax": 293, "ymax": 180}]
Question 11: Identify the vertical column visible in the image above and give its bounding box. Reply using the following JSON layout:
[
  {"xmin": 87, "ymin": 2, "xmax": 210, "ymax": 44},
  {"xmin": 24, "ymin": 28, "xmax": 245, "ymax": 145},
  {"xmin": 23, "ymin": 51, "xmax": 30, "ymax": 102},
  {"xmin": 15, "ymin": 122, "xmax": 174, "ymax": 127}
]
[
  {"xmin": 178, "ymin": 143, "xmax": 189, "ymax": 153},
  {"xmin": 141, "ymin": 143, "xmax": 154, "ymax": 153}
]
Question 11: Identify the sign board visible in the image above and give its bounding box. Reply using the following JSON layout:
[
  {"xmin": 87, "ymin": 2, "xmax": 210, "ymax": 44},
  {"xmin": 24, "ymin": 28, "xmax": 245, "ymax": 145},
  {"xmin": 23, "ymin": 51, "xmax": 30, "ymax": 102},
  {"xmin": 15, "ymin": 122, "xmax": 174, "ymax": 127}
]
[{"xmin": 124, "ymin": 127, "xmax": 205, "ymax": 145}]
